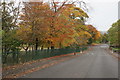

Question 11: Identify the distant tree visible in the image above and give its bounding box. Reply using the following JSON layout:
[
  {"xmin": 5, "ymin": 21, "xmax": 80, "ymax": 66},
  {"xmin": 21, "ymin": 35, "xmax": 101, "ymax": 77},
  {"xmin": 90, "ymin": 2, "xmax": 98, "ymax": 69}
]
[
  {"xmin": 101, "ymin": 33, "xmax": 108, "ymax": 43},
  {"xmin": 86, "ymin": 25, "xmax": 101, "ymax": 44}
]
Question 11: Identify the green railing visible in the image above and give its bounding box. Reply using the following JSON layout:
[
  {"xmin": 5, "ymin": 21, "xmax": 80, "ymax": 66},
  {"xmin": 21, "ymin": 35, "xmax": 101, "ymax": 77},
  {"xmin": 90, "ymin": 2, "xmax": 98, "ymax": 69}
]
[{"xmin": 2, "ymin": 47, "xmax": 88, "ymax": 67}]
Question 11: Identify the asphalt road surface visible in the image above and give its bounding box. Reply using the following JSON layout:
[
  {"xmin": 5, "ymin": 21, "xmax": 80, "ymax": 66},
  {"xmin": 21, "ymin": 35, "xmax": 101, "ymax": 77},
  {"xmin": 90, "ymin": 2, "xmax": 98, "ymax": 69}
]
[{"xmin": 21, "ymin": 44, "xmax": 118, "ymax": 78}]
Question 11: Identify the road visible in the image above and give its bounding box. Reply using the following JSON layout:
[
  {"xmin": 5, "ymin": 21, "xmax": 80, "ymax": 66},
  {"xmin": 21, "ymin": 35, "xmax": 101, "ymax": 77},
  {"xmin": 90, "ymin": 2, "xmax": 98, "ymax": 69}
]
[{"xmin": 21, "ymin": 44, "xmax": 118, "ymax": 78}]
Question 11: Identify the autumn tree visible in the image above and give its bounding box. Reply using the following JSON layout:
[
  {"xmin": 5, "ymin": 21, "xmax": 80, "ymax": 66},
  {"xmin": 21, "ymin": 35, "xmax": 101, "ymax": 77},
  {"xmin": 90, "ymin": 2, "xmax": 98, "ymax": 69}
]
[
  {"xmin": 18, "ymin": 0, "xmax": 100, "ymax": 51},
  {"xmin": 46, "ymin": 1, "xmax": 90, "ymax": 48},
  {"xmin": 18, "ymin": 2, "xmax": 52, "ymax": 51},
  {"xmin": 86, "ymin": 25, "xmax": 101, "ymax": 44}
]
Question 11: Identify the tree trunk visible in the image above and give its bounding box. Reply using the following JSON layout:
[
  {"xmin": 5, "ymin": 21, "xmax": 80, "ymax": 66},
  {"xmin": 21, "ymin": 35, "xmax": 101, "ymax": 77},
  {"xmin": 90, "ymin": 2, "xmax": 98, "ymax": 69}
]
[
  {"xmin": 16, "ymin": 50, "xmax": 19, "ymax": 63},
  {"xmin": 3, "ymin": 54, "xmax": 8, "ymax": 64},
  {"xmin": 32, "ymin": 45, "xmax": 34, "ymax": 51},
  {"xmin": 3, "ymin": 45, "xmax": 8, "ymax": 64},
  {"xmin": 35, "ymin": 38, "xmax": 38, "ymax": 51},
  {"xmin": 59, "ymin": 42, "xmax": 62, "ymax": 49},
  {"xmin": 41, "ymin": 45, "xmax": 43, "ymax": 51},
  {"xmin": 47, "ymin": 47, "xmax": 49, "ymax": 50},
  {"xmin": 51, "ymin": 46, "xmax": 54, "ymax": 50},
  {"xmin": 31, "ymin": 44, "xmax": 34, "ymax": 59},
  {"xmin": 25, "ymin": 49, "xmax": 28, "ymax": 54}
]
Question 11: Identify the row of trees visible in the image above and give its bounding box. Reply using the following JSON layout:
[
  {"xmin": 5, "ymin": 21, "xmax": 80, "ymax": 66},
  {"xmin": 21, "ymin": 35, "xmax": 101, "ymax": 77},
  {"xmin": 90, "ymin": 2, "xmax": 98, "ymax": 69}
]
[
  {"xmin": 1, "ymin": 1, "xmax": 100, "ymax": 63},
  {"xmin": 107, "ymin": 19, "xmax": 120, "ymax": 47}
]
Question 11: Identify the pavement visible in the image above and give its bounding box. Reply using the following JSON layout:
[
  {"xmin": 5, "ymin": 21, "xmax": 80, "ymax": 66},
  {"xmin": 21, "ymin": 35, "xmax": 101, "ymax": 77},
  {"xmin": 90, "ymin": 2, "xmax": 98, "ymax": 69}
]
[{"xmin": 3, "ymin": 44, "xmax": 118, "ymax": 78}]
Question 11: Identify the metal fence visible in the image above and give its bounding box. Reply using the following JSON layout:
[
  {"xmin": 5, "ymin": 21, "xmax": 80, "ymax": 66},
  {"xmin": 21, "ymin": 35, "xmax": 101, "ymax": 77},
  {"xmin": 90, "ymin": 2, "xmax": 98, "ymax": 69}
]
[{"xmin": 2, "ymin": 47, "xmax": 87, "ymax": 67}]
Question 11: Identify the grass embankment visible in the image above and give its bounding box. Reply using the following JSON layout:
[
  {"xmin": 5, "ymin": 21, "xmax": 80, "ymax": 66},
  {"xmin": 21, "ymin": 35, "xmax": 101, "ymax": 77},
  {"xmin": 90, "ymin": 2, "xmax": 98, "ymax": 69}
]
[
  {"xmin": 112, "ymin": 48, "xmax": 120, "ymax": 51},
  {"xmin": 111, "ymin": 47, "xmax": 120, "ymax": 54}
]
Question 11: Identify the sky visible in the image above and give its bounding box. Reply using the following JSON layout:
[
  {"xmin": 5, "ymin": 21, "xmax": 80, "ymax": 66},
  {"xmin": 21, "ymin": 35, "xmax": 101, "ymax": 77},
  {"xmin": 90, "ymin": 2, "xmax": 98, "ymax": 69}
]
[{"xmin": 83, "ymin": 0, "xmax": 119, "ymax": 31}]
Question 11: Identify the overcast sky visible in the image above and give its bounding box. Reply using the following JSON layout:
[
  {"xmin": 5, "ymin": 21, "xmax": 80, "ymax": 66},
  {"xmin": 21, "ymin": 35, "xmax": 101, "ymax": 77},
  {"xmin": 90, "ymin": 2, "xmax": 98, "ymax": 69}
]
[{"xmin": 83, "ymin": 0, "xmax": 119, "ymax": 31}]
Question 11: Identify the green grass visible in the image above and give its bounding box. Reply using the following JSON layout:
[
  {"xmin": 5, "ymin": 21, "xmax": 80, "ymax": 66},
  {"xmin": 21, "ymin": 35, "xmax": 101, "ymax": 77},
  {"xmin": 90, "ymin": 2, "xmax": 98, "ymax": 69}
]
[{"xmin": 112, "ymin": 48, "xmax": 120, "ymax": 51}]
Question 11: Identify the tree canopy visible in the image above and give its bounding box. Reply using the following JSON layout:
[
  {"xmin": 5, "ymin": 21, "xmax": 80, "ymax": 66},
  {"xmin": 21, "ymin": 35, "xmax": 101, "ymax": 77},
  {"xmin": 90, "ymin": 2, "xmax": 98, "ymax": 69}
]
[{"xmin": 107, "ymin": 19, "xmax": 120, "ymax": 47}]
